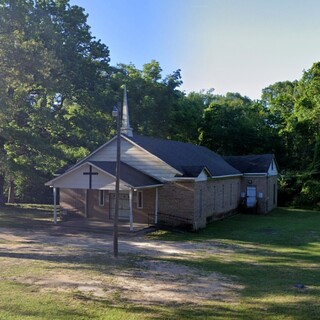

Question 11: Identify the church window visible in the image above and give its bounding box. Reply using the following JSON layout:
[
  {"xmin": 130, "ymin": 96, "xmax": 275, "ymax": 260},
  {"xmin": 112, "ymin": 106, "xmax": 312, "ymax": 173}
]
[
  {"xmin": 137, "ymin": 191, "xmax": 143, "ymax": 209},
  {"xmin": 222, "ymin": 185, "xmax": 225, "ymax": 208},
  {"xmin": 199, "ymin": 189, "xmax": 203, "ymax": 217},
  {"xmin": 99, "ymin": 190, "xmax": 105, "ymax": 206}
]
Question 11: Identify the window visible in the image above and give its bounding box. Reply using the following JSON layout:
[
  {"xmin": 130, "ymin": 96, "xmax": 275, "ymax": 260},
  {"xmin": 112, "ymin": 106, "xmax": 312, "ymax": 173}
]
[
  {"xmin": 222, "ymin": 184, "xmax": 225, "ymax": 208},
  {"xmin": 213, "ymin": 186, "xmax": 216, "ymax": 210},
  {"xmin": 273, "ymin": 184, "xmax": 276, "ymax": 205},
  {"xmin": 137, "ymin": 191, "xmax": 143, "ymax": 209},
  {"xmin": 99, "ymin": 190, "xmax": 105, "ymax": 206},
  {"xmin": 199, "ymin": 189, "xmax": 203, "ymax": 217},
  {"xmin": 230, "ymin": 183, "xmax": 233, "ymax": 205}
]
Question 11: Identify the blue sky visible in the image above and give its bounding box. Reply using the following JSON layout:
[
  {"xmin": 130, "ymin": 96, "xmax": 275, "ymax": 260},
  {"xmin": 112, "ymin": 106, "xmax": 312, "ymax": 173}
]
[{"xmin": 70, "ymin": 0, "xmax": 320, "ymax": 99}]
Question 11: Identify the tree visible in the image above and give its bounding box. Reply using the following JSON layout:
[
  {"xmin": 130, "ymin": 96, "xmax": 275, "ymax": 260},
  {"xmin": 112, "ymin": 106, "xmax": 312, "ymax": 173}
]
[
  {"xmin": 199, "ymin": 93, "xmax": 276, "ymax": 155},
  {"xmin": 261, "ymin": 63, "xmax": 320, "ymax": 208},
  {"xmin": 0, "ymin": 0, "xmax": 111, "ymax": 202},
  {"xmin": 110, "ymin": 61, "xmax": 183, "ymax": 139},
  {"xmin": 261, "ymin": 81, "xmax": 298, "ymax": 168},
  {"xmin": 170, "ymin": 89, "xmax": 215, "ymax": 144}
]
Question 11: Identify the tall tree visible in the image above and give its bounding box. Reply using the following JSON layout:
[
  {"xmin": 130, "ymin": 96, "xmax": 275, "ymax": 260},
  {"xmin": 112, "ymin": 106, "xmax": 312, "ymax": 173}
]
[
  {"xmin": 170, "ymin": 89, "xmax": 215, "ymax": 144},
  {"xmin": 110, "ymin": 61, "xmax": 183, "ymax": 139},
  {"xmin": 0, "ymin": 0, "xmax": 111, "ymax": 202},
  {"xmin": 261, "ymin": 80, "xmax": 298, "ymax": 168},
  {"xmin": 199, "ymin": 93, "xmax": 276, "ymax": 155}
]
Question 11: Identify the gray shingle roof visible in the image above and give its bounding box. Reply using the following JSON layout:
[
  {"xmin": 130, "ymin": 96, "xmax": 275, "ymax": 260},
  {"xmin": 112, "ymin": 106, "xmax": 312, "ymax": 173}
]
[
  {"xmin": 128, "ymin": 135, "xmax": 241, "ymax": 177},
  {"xmin": 89, "ymin": 161, "xmax": 162, "ymax": 188},
  {"xmin": 223, "ymin": 154, "xmax": 275, "ymax": 174}
]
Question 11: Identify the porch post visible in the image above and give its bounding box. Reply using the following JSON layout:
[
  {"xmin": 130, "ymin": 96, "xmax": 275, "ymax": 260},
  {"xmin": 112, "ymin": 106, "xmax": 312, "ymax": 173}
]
[
  {"xmin": 155, "ymin": 187, "xmax": 158, "ymax": 225},
  {"xmin": 53, "ymin": 187, "xmax": 57, "ymax": 224},
  {"xmin": 85, "ymin": 189, "xmax": 89, "ymax": 218},
  {"xmin": 129, "ymin": 188, "xmax": 133, "ymax": 231}
]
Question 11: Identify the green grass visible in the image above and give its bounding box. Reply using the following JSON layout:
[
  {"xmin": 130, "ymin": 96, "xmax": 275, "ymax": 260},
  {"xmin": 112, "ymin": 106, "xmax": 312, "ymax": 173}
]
[
  {"xmin": 0, "ymin": 203, "xmax": 54, "ymax": 228},
  {"xmin": 0, "ymin": 205, "xmax": 319, "ymax": 319},
  {"xmin": 149, "ymin": 208, "xmax": 320, "ymax": 319}
]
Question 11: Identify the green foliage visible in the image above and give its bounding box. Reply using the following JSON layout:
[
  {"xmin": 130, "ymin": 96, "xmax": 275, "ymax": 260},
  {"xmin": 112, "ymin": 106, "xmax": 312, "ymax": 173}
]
[
  {"xmin": 0, "ymin": 0, "xmax": 111, "ymax": 202},
  {"xmin": 260, "ymin": 62, "xmax": 320, "ymax": 208},
  {"xmin": 199, "ymin": 93, "xmax": 277, "ymax": 155},
  {"xmin": 110, "ymin": 62, "xmax": 183, "ymax": 139},
  {"xmin": 1, "ymin": 1, "xmax": 320, "ymax": 208}
]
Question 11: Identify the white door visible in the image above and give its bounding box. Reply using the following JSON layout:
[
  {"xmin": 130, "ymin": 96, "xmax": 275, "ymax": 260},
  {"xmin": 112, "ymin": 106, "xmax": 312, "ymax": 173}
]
[
  {"xmin": 246, "ymin": 186, "xmax": 257, "ymax": 208},
  {"xmin": 109, "ymin": 193, "xmax": 130, "ymax": 221}
]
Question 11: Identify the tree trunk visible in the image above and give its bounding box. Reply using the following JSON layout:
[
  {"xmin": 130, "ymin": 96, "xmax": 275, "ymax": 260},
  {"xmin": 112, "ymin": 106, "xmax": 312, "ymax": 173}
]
[
  {"xmin": 7, "ymin": 180, "xmax": 15, "ymax": 203},
  {"xmin": 0, "ymin": 174, "xmax": 5, "ymax": 205}
]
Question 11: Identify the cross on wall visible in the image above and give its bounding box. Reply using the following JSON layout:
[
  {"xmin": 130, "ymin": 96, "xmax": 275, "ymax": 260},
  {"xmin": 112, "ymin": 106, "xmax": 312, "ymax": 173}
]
[{"xmin": 83, "ymin": 165, "xmax": 98, "ymax": 189}]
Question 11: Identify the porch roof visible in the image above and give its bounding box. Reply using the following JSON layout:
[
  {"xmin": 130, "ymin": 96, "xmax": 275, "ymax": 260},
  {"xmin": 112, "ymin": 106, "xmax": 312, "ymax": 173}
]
[{"xmin": 88, "ymin": 161, "xmax": 163, "ymax": 189}]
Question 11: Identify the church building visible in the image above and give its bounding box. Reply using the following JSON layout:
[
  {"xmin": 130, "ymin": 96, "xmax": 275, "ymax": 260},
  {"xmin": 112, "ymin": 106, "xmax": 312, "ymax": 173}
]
[{"xmin": 46, "ymin": 88, "xmax": 278, "ymax": 230}]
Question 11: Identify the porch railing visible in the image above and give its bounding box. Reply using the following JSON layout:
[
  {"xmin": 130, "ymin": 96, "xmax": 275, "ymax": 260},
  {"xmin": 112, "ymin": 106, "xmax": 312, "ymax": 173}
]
[{"xmin": 149, "ymin": 212, "xmax": 193, "ymax": 230}]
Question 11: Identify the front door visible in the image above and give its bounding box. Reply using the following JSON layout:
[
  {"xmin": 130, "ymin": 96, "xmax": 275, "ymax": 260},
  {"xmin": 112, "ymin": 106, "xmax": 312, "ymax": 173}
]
[
  {"xmin": 109, "ymin": 193, "xmax": 130, "ymax": 221},
  {"xmin": 246, "ymin": 186, "xmax": 257, "ymax": 208}
]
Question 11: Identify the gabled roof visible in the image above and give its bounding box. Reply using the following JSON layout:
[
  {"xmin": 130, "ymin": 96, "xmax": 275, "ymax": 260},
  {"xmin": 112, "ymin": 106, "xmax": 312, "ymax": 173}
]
[
  {"xmin": 179, "ymin": 166, "xmax": 211, "ymax": 178},
  {"xmin": 223, "ymin": 154, "xmax": 276, "ymax": 174},
  {"xmin": 89, "ymin": 161, "xmax": 163, "ymax": 188},
  {"xmin": 46, "ymin": 160, "xmax": 163, "ymax": 189},
  {"xmin": 127, "ymin": 135, "xmax": 242, "ymax": 177}
]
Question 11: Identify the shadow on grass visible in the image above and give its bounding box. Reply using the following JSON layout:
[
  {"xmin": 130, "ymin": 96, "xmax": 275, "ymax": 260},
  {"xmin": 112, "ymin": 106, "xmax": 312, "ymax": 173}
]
[
  {"xmin": 151, "ymin": 207, "xmax": 320, "ymax": 246},
  {"xmin": 144, "ymin": 208, "xmax": 320, "ymax": 319},
  {"xmin": 0, "ymin": 206, "xmax": 319, "ymax": 319},
  {"xmin": 0, "ymin": 204, "xmax": 54, "ymax": 228}
]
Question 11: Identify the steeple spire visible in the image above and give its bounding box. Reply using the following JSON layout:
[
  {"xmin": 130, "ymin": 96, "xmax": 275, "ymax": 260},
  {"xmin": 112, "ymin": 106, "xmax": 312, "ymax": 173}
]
[{"xmin": 121, "ymin": 84, "xmax": 133, "ymax": 137}]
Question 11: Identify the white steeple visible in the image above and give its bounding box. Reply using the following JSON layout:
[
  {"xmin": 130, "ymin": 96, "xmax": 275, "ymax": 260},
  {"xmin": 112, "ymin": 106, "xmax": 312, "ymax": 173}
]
[{"xmin": 121, "ymin": 84, "xmax": 133, "ymax": 137}]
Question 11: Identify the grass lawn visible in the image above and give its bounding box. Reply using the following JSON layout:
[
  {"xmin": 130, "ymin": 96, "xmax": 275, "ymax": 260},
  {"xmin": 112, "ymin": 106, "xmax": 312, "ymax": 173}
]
[
  {"xmin": 149, "ymin": 207, "xmax": 320, "ymax": 319},
  {"xmin": 0, "ymin": 205, "xmax": 319, "ymax": 319},
  {"xmin": 0, "ymin": 203, "xmax": 54, "ymax": 227}
]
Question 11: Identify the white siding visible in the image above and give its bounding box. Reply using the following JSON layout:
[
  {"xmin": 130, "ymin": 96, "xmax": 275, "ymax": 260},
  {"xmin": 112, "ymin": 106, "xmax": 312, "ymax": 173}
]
[
  {"xmin": 89, "ymin": 138, "xmax": 180, "ymax": 180},
  {"xmin": 50, "ymin": 163, "xmax": 129, "ymax": 190},
  {"xmin": 195, "ymin": 169, "xmax": 208, "ymax": 182},
  {"xmin": 268, "ymin": 160, "xmax": 278, "ymax": 176}
]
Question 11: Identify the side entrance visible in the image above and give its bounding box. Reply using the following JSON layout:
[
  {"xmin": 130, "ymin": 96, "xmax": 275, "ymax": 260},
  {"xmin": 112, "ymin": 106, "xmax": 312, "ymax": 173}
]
[{"xmin": 246, "ymin": 186, "xmax": 257, "ymax": 208}]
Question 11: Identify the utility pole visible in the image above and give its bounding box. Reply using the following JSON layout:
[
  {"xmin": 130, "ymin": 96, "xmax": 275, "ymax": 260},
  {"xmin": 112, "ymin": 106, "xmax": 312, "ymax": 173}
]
[{"xmin": 112, "ymin": 103, "xmax": 121, "ymax": 258}]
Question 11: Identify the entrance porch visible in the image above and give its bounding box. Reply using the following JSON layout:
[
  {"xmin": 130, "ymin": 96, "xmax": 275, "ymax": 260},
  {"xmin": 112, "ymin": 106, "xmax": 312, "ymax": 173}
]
[{"xmin": 57, "ymin": 186, "xmax": 160, "ymax": 231}]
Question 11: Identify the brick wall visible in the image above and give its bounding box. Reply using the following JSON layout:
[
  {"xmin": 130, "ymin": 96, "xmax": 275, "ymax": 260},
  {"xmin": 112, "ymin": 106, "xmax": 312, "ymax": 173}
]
[
  {"xmin": 60, "ymin": 187, "xmax": 157, "ymax": 224},
  {"xmin": 158, "ymin": 181, "xmax": 195, "ymax": 229},
  {"xmin": 133, "ymin": 188, "xmax": 156, "ymax": 224},
  {"xmin": 157, "ymin": 177, "xmax": 242, "ymax": 230},
  {"xmin": 240, "ymin": 175, "xmax": 278, "ymax": 214},
  {"xmin": 60, "ymin": 188, "xmax": 86, "ymax": 218},
  {"xmin": 195, "ymin": 177, "xmax": 241, "ymax": 225}
]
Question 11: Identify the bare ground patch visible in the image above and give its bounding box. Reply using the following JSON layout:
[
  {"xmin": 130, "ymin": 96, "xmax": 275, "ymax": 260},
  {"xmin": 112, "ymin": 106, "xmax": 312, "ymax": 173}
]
[{"xmin": 0, "ymin": 227, "xmax": 243, "ymax": 306}]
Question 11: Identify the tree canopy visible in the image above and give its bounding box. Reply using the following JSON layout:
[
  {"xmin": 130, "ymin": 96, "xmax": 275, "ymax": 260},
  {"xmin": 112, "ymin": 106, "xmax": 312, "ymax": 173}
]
[{"xmin": 0, "ymin": 0, "xmax": 319, "ymax": 209}]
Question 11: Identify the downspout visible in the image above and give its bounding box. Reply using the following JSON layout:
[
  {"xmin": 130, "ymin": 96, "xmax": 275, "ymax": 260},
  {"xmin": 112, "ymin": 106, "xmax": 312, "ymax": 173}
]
[
  {"xmin": 129, "ymin": 188, "xmax": 133, "ymax": 231},
  {"xmin": 154, "ymin": 187, "xmax": 158, "ymax": 225}
]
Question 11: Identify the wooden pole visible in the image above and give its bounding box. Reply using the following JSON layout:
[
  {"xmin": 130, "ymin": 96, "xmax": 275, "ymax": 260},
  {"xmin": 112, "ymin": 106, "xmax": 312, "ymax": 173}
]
[
  {"xmin": 53, "ymin": 187, "xmax": 57, "ymax": 224},
  {"xmin": 129, "ymin": 188, "xmax": 133, "ymax": 231},
  {"xmin": 113, "ymin": 103, "xmax": 121, "ymax": 258}
]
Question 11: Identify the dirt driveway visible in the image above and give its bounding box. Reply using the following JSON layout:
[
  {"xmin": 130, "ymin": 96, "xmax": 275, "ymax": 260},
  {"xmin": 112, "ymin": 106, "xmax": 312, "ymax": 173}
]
[{"xmin": 0, "ymin": 224, "xmax": 242, "ymax": 306}]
